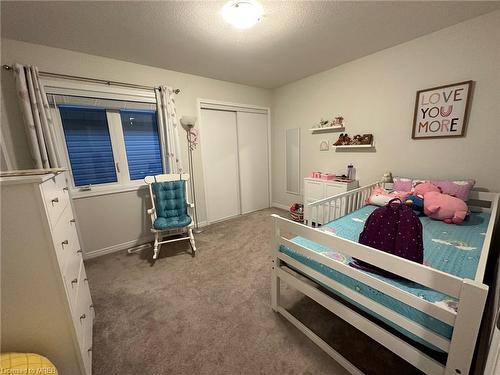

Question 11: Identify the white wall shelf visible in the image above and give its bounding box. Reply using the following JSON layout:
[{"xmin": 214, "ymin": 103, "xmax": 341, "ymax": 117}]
[
  {"xmin": 333, "ymin": 142, "xmax": 375, "ymax": 150},
  {"xmin": 309, "ymin": 126, "xmax": 345, "ymax": 134}
]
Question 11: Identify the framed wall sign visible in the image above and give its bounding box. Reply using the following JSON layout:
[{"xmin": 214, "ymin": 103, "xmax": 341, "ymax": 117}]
[{"xmin": 412, "ymin": 80, "xmax": 473, "ymax": 139}]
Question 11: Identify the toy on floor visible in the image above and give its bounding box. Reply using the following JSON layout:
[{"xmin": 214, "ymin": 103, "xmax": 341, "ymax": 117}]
[{"xmin": 290, "ymin": 203, "xmax": 304, "ymax": 222}]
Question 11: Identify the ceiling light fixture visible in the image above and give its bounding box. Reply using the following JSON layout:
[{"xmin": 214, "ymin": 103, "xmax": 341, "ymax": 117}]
[{"xmin": 222, "ymin": 0, "xmax": 263, "ymax": 29}]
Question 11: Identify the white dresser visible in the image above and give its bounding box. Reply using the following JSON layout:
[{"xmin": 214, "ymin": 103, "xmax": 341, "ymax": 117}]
[
  {"xmin": 1, "ymin": 171, "xmax": 93, "ymax": 375},
  {"xmin": 303, "ymin": 177, "xmax": 359, "ymax": 225}
]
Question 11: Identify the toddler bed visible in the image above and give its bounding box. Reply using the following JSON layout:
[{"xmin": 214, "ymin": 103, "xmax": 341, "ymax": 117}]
[{"xmin": 271, "ymin": 182, "xmax": 498, "ymax": 375}]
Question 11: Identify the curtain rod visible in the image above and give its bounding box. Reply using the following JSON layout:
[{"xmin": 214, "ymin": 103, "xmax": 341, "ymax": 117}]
[{"xmin": 2, "ymin": 64, "xmax": 180, "ymax": 94}]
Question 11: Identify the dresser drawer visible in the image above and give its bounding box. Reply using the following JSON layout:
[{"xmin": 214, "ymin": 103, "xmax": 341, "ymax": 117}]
[
  {"xmin": 73, "ymin": 266, "xmax": 93, "ymax": 350},
  {"xmin": 81, "ymin": 335, "xmax": 92, "ymax": 375},
  {"xmin": 52, "ymin": 205, "xmax": 81, "ymax": 271},
  {"xmin": 79, "ymin": 269, "xmax": 94, "ymax": 364},
  {"xmin": 80, "ymin": 286, "xmax": 94, "ymax": 375},
  {"xmin": 41, "ymin": 172, "xmax": 70, "ymax": 229},
  {"xmin": 52, "ymin": 204, "xmax": 73, "ymax": 269},
  {"xmin": 304, "ymin": 180, "xmax": 324, "ymax": 200},
  {"xmin": 64, "ymin": 254, "xmax": 83, "ymax": 309},
  {"xmin": 325, "ymin": 183, "xmax": 346, "ymax": 197}
]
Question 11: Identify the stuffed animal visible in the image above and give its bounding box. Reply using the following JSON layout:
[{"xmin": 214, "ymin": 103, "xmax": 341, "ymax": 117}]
[
  {"xmin": 423, "ymin": 191, "xmax": 469, "ymax": 224},
  {"xmin": 367, "ymin": 186, "xmax": 409, "ymax": 206},
  {"xmin": 414, "ymin": 182, "xmax": 441, "ymax": 196},
  {"xmin": 405, "ymin": 195, "xmax": 424, "ymax": 213},
  {"xmin": 405, "ymin": 182, "xmax": 441, "ymax": 213}
]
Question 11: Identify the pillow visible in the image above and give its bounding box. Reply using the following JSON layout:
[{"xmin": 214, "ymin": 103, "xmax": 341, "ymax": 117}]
[
  {"xmin": 430, "ymin": 179, "xmax": 475, "ymax": 201},
  {"xmin": 393, "ymin": 177, "xmax": 475, "ymax": 201},
  {"xmin": 367, "ymin": 187, "xmax": 410, "ymax": 206},
  {"xmin": 393, "ymin": 177, "xmax": 413, "ymax": 192}
]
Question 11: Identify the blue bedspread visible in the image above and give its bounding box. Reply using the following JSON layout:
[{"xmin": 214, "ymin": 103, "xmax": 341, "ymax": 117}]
[{"xmin": 279, "ymin": 205, "xmax": 490, "ymax": 351}]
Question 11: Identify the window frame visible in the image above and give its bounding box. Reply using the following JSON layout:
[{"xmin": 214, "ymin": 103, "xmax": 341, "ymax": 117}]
[{"xmin": 44, "ymin": 78, "xmax": 163, "ymax": 199}]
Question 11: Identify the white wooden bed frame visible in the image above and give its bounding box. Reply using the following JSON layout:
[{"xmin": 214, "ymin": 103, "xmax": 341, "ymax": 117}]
[{"xmin": 271, "ymin": 182, "xmax": 499, "ymax": 375}]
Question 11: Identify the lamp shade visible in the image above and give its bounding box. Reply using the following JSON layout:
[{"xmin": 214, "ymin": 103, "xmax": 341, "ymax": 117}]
[{"xmin": 180, "ymin": 116, "xmax": 197, "ymax": 130}]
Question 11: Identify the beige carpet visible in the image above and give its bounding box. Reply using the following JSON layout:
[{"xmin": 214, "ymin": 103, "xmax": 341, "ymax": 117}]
[{"xmin": 85, "ymin": 208, "xmax": 424, "ymax": 375}]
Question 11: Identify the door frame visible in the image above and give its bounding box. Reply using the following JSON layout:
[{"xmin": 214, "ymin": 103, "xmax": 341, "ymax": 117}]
[{"xmin": 197, "ymin": 98, "xmax": 272, "ymax": 225}]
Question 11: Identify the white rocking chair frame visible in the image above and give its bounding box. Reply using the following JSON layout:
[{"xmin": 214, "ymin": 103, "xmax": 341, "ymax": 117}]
[{"xmin": 145, "ymin": 173, "xmax": 196, "ymax": 260}]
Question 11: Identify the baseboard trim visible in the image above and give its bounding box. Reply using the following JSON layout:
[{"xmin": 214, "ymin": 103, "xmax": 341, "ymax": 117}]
[
  {"xmin": 83, "ymin": 222, "xmax": 209, "ymax": 260},
  {"xmin": 197, "ymin": 221, "xmax": 208, "ymax": 228},
  {"xmin": 272, "ymin": 202, "xmax": 290, "ymax": 211},
  {"xmin": 84, "ymin": 235, "xmax": 154, "ymax": 260}
]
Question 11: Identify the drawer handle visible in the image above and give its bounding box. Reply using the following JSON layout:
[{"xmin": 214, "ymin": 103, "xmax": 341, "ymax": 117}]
[
  {"xmin": 61, "ymin": 239, "xmax": 69, "ymax": 246},
  {"xmin": 89, "ymin": 304, "xmax": 94, "ymax": 309},
  {"xmin": 70, "ymin": 218, "xmax": 76, "ymax": 223},
  {"xmin": 88, "ymin": 347, "xmax": 92, "ymax": 353},
  {"xmin": 51, "ymin": 197, "xmax": 59, "ymax": 205},
  {"xmin": 71, "ymin": 278, "xmax": 78, "ymax": 286},
  {"xmin": 80, "ymin": 313, "xmax": 86, "ymax": 321},
  {"xmin": 84, "ymin": 277, "xmax": 88, "ymax": 282},
  {"xmin": 76, "ymin": 249, "xmax": 83, "ymax": 254},
  {"xmin": 63, "ymin": 187, "xmax": 69, "ymax": 191}
]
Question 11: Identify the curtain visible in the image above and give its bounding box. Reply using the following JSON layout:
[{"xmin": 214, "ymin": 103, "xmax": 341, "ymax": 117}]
[
  {"xmin": 13, "ymin": 64, "xmax": 61, "ymax": 169},
  {"xmin": 155, "ymin": 85, "xmax": 183, "ymax": 174}
]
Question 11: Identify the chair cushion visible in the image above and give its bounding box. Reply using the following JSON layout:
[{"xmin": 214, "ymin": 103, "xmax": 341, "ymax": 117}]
[
  {"xmin": 152, "ymin": 180, "xmax": 192, "ymax": 230},
  {"xmin": 154, "ymin": 215, "xmax": 192, "ymax": 230}
]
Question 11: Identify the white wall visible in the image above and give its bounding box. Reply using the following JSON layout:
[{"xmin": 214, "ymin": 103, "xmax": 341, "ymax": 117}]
[
  {"xmin": 1, "ymin": 38, "xmax": 272, "ymax": 256},
  {"xmin": 271, "ymin": 10, "xmax": 500, "ymax": 208},
  {"xmin": 2, "ymin": 10, "xmax": 500, "ymax": 255}
]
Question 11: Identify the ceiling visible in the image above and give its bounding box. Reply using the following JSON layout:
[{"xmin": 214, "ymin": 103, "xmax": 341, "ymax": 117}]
[{"xmin": 1, "ymin": 1, "xmax": 499, "ymax": 89}]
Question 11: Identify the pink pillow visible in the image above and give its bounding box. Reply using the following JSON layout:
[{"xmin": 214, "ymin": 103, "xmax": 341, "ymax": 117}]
[
  {"xmin": 367, "ymin": 187, "xmax": 410, "ymax": 206},
  {"xmin": 393, "ymin": 177, "xmax": 413, "ymax": 192},
  {"xmin": 393, "ymin": 177, "xmax": 475, "ymax": 201},
  {"xmin": 430, "ymin": 179, "xmax": 475, "ymax": 201}
]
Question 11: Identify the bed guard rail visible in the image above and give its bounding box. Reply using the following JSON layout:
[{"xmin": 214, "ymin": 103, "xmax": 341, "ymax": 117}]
[
  {"xmin": 271, "ymin": 213, "xmax": 489, "ymax": 374},
  {"xmin": 307, "ymin": 182, "xmax": 380, "ymax": 227}
]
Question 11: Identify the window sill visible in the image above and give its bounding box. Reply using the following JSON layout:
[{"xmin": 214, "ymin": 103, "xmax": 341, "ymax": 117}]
[{"xmin": 70, "ymin": 182, "xmax": 148, "ymax": 199}]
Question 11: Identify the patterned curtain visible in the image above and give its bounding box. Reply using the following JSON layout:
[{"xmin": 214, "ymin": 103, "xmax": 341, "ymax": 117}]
[
  {"xmin": 13, "ymin": 64, "xmax": 61, "ymax": 169},
  {"xmin": 155, "ymin": 86, "xmax": 183, "ymax": 174}
]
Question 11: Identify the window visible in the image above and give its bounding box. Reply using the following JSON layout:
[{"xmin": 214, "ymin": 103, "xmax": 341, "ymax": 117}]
[
  {"xmin": 59, "ymin": 106, "xmax": 118, "ymax": 187},
  {"xmin": 120, "ymin": 110, "xmax": 163, "ymax": 181},
  {"xmin": 53, "ymin": 94, "xmax": 164, "ymax": 191}
]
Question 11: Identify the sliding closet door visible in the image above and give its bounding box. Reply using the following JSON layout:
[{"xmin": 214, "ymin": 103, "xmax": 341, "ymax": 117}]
[
  {"xmin": 200, "ymin": 109, "xmax": 240, "ymax": 223},
  {"xmin": 237, "ymin": 112, "xmax": 269, "ymax": 214}
]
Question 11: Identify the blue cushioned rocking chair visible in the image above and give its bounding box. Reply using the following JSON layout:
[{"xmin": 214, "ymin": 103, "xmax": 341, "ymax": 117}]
[{"xmin": 145, "ymin": 173, "xmax": 196, "ymax": 260}]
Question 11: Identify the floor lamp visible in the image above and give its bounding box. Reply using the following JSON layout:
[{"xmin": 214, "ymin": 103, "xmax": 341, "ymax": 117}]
[{"xmin": 180, "ymin": 116, "xmax": 202, "ymax": 233}]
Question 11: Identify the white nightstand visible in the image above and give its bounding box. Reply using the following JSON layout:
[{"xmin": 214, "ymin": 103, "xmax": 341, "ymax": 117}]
[{"xmin": 303, "ymin": 177, "xmax": 359, "ymax": 225}]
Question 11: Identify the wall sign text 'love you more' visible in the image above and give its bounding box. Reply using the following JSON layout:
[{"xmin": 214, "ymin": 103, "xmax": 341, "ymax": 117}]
[{"xmin": 412, "ymin": 81, "xmax": 473, "ymax": 139}]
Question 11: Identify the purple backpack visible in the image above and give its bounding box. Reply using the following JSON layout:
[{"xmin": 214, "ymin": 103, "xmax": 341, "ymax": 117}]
[{"xmin": 350, "ymin": 198, "xmax": 424, "ymax": 277}]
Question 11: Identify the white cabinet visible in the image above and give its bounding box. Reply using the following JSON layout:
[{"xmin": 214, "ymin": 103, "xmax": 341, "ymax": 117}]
[
  {"xmin": 303, "ymin": 178, "xmax": 359, "ymax": 225},
  {"xmin": 1, "ymin": 171, "xmax": 93, "ymax": 375}
]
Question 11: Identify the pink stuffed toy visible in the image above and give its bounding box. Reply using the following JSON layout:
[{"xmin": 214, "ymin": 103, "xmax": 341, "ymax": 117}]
[
  {"xmin": 413, "ymin": 182, "xmax": 441, "ymax": 197},
  {"xmin": 366, "ymin": 186, "xmax": 410, "ymax": 206},
  {"xmin": 423, "ymin": 191, "xmax": 468, "ymax": 224}
]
